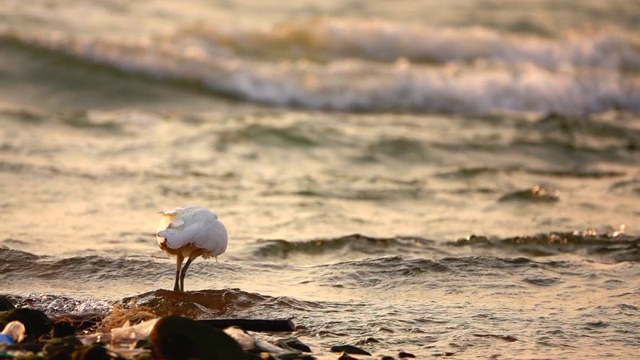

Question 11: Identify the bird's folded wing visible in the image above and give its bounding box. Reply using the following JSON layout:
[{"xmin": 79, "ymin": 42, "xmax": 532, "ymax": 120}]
[{"xmin": 157, "ymin": 223, "xmax": 203, "ymax": 249}]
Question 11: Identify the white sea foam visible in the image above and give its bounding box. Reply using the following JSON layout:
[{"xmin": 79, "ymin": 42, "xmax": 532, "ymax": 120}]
[
  {"xmin": 197, "ymin": 19, "xmax": 640, "ymax": 71},
  {"xmin": 3, "ymin": 22, "xmax": 640, "ymax": 115}
]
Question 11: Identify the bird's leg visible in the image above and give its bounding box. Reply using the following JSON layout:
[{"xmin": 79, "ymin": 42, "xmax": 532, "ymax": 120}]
[
  {"xmin": 179, "ymin": 256, "xmax": 196, "ymax": 292},
  {"xmin": 174, "ymin": 254, "xmax": 184, "ymax": 292}
]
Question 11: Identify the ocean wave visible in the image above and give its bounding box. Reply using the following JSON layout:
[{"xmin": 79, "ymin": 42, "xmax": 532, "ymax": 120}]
[
  {"xmin": 306, "ymin": 255, "xmax": 584, "ymax": 292},
  {"xmin": 0, "ymin": 246, "xmax": 40, "ymax": 262},
  {"xmin": 185, "ymin": 19, "xmax": 640, "ymax": 71},
  {"xmin": 436, "ymin": 166, "xmax": 627, "ymax": 180},
  {"xmin": 332, "ymin": 254, "xmax": 572, "ymax": 273},
  {"xmin": 248, "ymin": 230, "xmax": 639, "ymax": 265},
  {"xmin": 249, "ymin": 234, "xmax": 440, "ymax": 261},
  {"xmin": 0, "ymin": 251, "xmax": 167, "ymax": 282},
  {"xmin": 3, "ymin": 26, "xmax": 640, "ymax": 115},
  {"xmin": 452, "ymin": 230, "xmax": 640, "ymax": 263}
]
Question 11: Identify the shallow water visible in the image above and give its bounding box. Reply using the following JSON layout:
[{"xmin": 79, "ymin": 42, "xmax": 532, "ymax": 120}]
[
  {"xmin": 1, "ymin": 1, "xmax": 640, "ymax": 358},
  {"xmin": 2, "ymin": 234, "xmax": 639, "ymax": 359}
]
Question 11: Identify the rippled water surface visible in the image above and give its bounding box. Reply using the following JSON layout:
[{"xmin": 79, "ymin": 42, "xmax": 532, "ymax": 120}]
[{"xmin": 1, "ymin": 1, "xmax": 640, "ymax": 358}]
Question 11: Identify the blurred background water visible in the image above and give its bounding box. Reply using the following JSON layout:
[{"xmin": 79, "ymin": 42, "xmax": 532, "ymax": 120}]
[{"xmin": 1, "ymin": 1, "xmax": 639, "ymax": 358}]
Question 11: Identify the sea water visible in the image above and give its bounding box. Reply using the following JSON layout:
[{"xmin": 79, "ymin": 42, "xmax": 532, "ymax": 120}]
[{"xmin": 1, "ymin": 1, "xmax": 639, "ymax": 358}]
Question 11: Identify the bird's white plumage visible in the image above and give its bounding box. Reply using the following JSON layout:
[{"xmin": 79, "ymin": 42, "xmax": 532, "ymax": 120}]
[
  {"xmin": 156, "ymin": 206, "xmax": 228, "ymax": 257},
  {"xmin": 156, "ymin": 206, "xmax": 228, "ymax": 291}
]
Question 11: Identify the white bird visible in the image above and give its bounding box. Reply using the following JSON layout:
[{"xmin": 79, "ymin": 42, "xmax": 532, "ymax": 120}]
[{"xmin": 156, "ymin": 206, "xmax": 228, "ymax": 292}]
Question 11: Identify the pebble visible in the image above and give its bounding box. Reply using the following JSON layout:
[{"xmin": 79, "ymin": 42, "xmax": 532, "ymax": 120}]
[
  {"xmin": 149, "ymin": 315, "xmax": 249, "ymax": 360},
  {"xmin": 398, "ymin": 351, "xmax": 416, "ymax": 358},
  {"xmin": 276, "ymin": 337, "xmax": 312, "ymax": 353},
  {"xmin": 330, "ymin": 345, "xmax": 371, "ymax": 356},
  {"xmin": 337, "ymin": 352, "xmax": 360, "ymax": 360}
]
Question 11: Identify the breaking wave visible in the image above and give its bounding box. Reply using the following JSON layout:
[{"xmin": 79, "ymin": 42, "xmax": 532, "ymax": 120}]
[
  {"xmin": 2, "ymin": 18, "xmax": 640, "ymax": 115},
  {"xmin": 248, "ymin": 231, "xmax": 639, "ymax": 264}
]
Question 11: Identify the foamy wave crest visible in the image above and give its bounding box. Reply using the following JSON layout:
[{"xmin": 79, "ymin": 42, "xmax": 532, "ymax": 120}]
[
  {"xmin": 3, "ymin": 27, "xmax": 640, "ymax": 114},
  {"xmin": 192, "ymin": 19, "xmax": 640, "ymax": 71}
]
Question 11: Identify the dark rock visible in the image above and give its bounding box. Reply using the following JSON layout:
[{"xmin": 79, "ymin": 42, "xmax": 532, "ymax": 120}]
[
  {"xmin": 276, "ymin": 354, "xmax": 317, "ymax": 360},
  {"xmin": 276, "ymin": 337, "xmax": 312, "ymax": 352},
  {"xmin": 378, "ymin": 356, "xmax": 395, "ymax": 360},
  {"xmin": 357, "ymin": 337, "xmax": 380, "ymax": 344},
  {"xmin": 330, "ymin": 345, "xmax": 371, "ymax": 356},
  {"xmin": 0, "ymin": 308, "xmax": 51, "ymax": 341},
  {"xmin": 0, "ymin": 295, "xmax": 15, "ymax": 311},
  {"xmin": 337, "ymin": 352, "xmax": 359, "ymax": 360},
  {"xmin": 398, "ymin": 351, "xmax": 416, "ymax": 358},
  {"xmin": 432, "ymin": 352, "xmax": 456, "ymax": 357},
  {"xmin": 149, "ymin": 315, "xmax": 249, "ymax": 360},
  {"xmin": 52, "ymin": 321, "xmax": 78, "ymax": 338}
]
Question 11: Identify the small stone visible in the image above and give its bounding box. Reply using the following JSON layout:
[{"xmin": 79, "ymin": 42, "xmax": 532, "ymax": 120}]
[
  {"xmin": 276, "ymin": 337, "xmax": 312, "ymax": 352},
  {"xmin": 378, "ymin": 356, "xmax": 395, "ymax": 360},
  {"xmin": 398, "ymin": 351, "xmax": 416, "ymax": 358},
  {"xmin": 337, "ymin": 352, "xmax": 359, "ymax": 360},
  {"xmin": 432, "ymin": 352, "xmax": 456, "ymax": 357},
  {"xmin": 356, "ymin": 337, "xmax": 380, "ymax": 345},
  {"xmin": 149, "ymin": 315, "xmax": 248, "ymax": 360},
  {"xmin": 277, "ymin": 353, "xmax": 317, "ymax": 360},
  {"xmin": 330, "ymin": 345, "xmax": 371, "ymax": 356}
]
